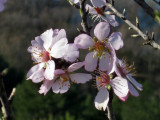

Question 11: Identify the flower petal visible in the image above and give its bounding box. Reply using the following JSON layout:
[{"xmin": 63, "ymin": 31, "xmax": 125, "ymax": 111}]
[
  {"xmin": 50, "ymin": 38, "xmax": 68, "ymax": 58},
  {"xmin": 70, "ymin": 0, "xmax": 79, "ymax": 4},
  {"xmin": 91, "ymin": 0, "xmax": 106, "ymax": 7},
  {"xmin": 128, "ymin": 82, "xmax": 139, "ymax": 97},
  {"xmin": 94, "ymin": 87, "xmax": 109, "ymax": 111},
  {"xmin": 99, "ymin": 53, "xmax": 112, "ymax": 72},
  {"xmin": 39, "ymin": 80, "xmax": 53, "ymax": 95},
  {"xmin": 118, "ymin": 93, "xmax": 129, "ymax": 102},
  {"xmin": 94, "ymin": 22, "xmax": 110, "ymax": 41},
  {"xmin": 39, "ymin": 28, "xmax": 53, "ymax": 51},
  {"xmin": 31, "ymin": 69, "xmax": 45, "ymax": 83},
  {"xmin": 108, "ymin": 32, "xmax": 123, "ymax": 50},
  {"xmin": 63, "ymin": 44, "xmax": 79, "ymax": 62},
  {"xmin": 85, "ymin": 52, "xmax": 98, "ymax": 72},
  {"xmin": 110, "ymin": 77, "xmax": 128, "ymax": 98},
  {"xmin": 68, "ymin": 62, "xmax": 84, "ymax": 72},
  {"xmin": 101, "ymin": 14, "xmax": 119, "ymax": 27},
  {"xmin": 44, "ymin": 60, "xmax": 55, "ymax": 80},
  {"xmin": 70, "ymin": 73, "xmax": 92, "ymax": 84},
  {"xmin": 127, "ymin": 74, "xmax": 143, "ymax": 91},
  {"xmin": 27, "ymin": 62, "xmax": 45, "ymax": 80},
  {"xmin": 51, "ymin": 29, "xmax": 66, "ymax": 46},
  {"xmin": 86, "ymin": 4, "xmax": 97, "ymax": 14},
  {"xmin": 54, "ymin": 69, "xmax": 65, "ymax": 75},
  {"xmin": 74, "ymin": 34, "xmax": 94, "ymax": 49},
  {"xmin": 52, "ymin": 80, "xmax": 70, "ymax": 94}
]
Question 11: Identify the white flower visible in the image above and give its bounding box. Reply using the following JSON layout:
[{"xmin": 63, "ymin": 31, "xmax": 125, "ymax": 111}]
[
  {"xmin": 94, "ymin": 71, "xmax": 128, "ymax": 111},
  {"xmin": 39, "ymin": 62, "xmax": 92, "ymax": 95},
  {"xmin": 115, "ymin": 59, "xmax": 143, "ymax": 97},
  {"xmin": 27, "ymin": 29, "xmax": 68, "ymax": 82},
  {"xmin": 86, "ymin": 0, "xmax": 119, "ymax": 27}
]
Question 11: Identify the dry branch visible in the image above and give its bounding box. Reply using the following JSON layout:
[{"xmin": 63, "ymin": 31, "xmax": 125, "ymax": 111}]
[{"xmin": 106, "ymin": 2, "xmax": 160, "ymax": 50}]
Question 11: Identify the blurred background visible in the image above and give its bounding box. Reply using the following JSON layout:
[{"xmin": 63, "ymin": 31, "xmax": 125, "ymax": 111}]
[{"xmin": 0, "ymin": 0, "xmax": 160, "ymax": 120}]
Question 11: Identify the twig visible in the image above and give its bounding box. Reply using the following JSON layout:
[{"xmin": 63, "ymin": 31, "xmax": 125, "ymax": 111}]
[
  {"xmin": 79, "ymin": 0, "xmax": 90, "ymax": 35},
  {"xmin": 153, "ymin": 0, "xmax": 160, "ymax": 6},
  {"xmin": 0, "ymin": 69, "xmax": 13, "ymax": 120},
  {"xmin": 67, "ymin": 0, "xmax": 80, "ymax": 9},
  {"xmin": 106, "ymin": 89, "xmax": 116, "ymax": 120},
  {"xmin": 134, "ymin": 0, "xmax": 155, "ymax": 18},
  {"xmin": 105, "ymin": 2, "xmax": 160, "ymax": 50}
]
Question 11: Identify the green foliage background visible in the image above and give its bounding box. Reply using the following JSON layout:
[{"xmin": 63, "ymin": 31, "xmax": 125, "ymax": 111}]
[{"xmin": 0, "ymin": 0, "xmax": 160, "ymax": 120}]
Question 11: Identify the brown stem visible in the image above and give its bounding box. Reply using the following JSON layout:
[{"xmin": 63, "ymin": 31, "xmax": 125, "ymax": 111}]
[
  {"xmin": 153, "ymin": 0, "xmax": 160, "ymax": 6},
  {"xmin": 106, "ymin": 89, "xmax": 116, "ymax": 120},
  {"xmin": 0, "ymin": 73, "xmax": 13, "ymax": 120},
  {"xmin": 79, "ymin": 0, "xmax": 90, "ymax": 35},
  {"xmin": 134, "ymin": 0, "xmax": 155, "ymax": 18},
  {"xmin": 105, "ymin": 2, "xmax": 160, "ymax": 50}
]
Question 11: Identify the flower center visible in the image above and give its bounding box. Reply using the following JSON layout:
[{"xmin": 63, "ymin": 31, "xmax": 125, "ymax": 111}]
[
  {"xmin": 95, "ymin": 7, "xmax": 104, "ymax": 15},
  {"xmin": 40, "ymin": 51, "xmax": 50, "ymax": 62},
  {"xmin": 60, "ymin": 74, "xmax": 69, "ymax": 83},
  {"xmin": 97, "ymin": 72, "xmax": 110, "ymax": 89},
  {"xmin": 94, "ymin": 41, "xmax": 105, "ymax": 52}
]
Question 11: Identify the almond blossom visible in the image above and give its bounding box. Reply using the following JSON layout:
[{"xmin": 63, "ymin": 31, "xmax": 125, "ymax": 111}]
[
  {"xmin": 27, "ymin": 28, "xmax": 78, "ymax": 83},
  {"xmin": 39, "ymin": 62, "xmax": 92, "ymax": 95},
  {"xmin": 86, "ymin": 0, "xmax": 119, "ymax": 27},
  {"xmin": 94, "ymin": 71, "xmax": 128, "ymax": 111},
  {"xmin": 115, "ymin": 59, "xmax": 143, "ymax": 99},
  {"xmin": 0, "ymin": 0, "xmax": 6, "ymax": 12},
  {"xmin": 74, "ymin": 22, "xmax": 123, "ymax": 73}
]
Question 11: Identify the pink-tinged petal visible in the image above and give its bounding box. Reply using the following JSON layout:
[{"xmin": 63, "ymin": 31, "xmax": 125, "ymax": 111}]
[
  {"xmin": 128, "ymin": 82, "xmax": 139, "ymax": 97},
  {"xmin": 52, "ymin": 80, "xmax": 70, "ymax": 94},
  {"xmin": 70, "ymin": 73, "xmax": 92, "ymax": 84},
  {"xmin": 31, "ymin": 69, "xmax": 44, "ymax": 83},
  {"xmin": 94, "ymin": 22, "xmax": 110, "ymax": 41},
  {"xmin": 63, "ymin": 44, "xmax": 79, "ymax": 62},
  {"xmin": 68, "ymin": 62, "xmax": 84, "ymax": 72},
  {"xmin": 85, "ymin": 52, "xmax": 98, "ymax": 72},
  {"xmin": 99, "ymin": 53, "xmax": 111, "ymax": 71},
  {"xmin": 39, "ymin": 80, "xmax": 53, "ymax": 95},
  {"xmin": 51, "ymin": 29, "xmax": 66, "ymax": 46},
  {"xmin": 54, "ymin": 69, "xmax": 65, "ymax": 75},
  {"xmin": 91, "ymin": 0, "xmax": 106, "ymax": 7},
  {"xmin": 39, "ymin": 29, "xmax": 53, "ymax": 51},
  {"xmin": 106, "ymin": 43, "xmax": 117, "ymax": 74},
  {"xmin": 127, "ymin": 74, "xmax": 143, "ymax": 91},
  {"xmin": 30, "ymin": 53, "xmax": 43, "ymax": 63},
  {"xmin": 44, "ymin": 60, "xmax": 55, "ymax": 80},
  {"xmin": 94, "ymin": 87, "xmax": 109, "ymax": 111},
  {"xmin": 28, "ymin": 40, "xmax": 44, "ymax": 54},
  {"xmin": 70, "ymin": 0, "xmax": 79, "ymax": 4},
  {"xmin": 86, "ymin": 4, "xmax": 97, "ymax": 14},
  {"xmin": 108, "ymin": 32, "xmax": 123, "ymax": 50},
  {"xmin": 101, "ymin": 14, "xmax": 119, "ymax": 27},
  {"xmin": 110, "ymin": 77, "xmax": 128, "ymax": 98},
  {"xmin": 50, "ymin": 38, "xmax": 68, "ymax": 58},
  {"xmin": 118, "ymin": 93, "xmax": 129, "ymax": 102},
  {"xmin": 59, "ymin": 81, "xmax": 70, "ymax": 94},
  {"xmin": 74, "ymin": 34, "xmax": 94, "ymax": 49},
  {"xmin": 27, "ymin": 62, "xmax": 45, "ymax": 80}
]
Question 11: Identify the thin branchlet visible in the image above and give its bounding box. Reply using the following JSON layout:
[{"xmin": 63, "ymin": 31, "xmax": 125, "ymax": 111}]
[{"xmin": 105, "ymin": 2, "xmax": 160, "ymax": 50}]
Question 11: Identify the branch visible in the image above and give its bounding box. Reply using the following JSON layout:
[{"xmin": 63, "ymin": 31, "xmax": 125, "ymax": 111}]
[
  {"xmin": 134, "ymin": 0, "xmax": 155, "ymax": 18},
  {"xmin": 105, "ymin": 2, "xmax": 160, "ymax": 50},
  {"xmin": 0, "ymin": 69, "xmax": 13, "ymax": 120},
  {"xmin": 79, "ymin": 0, "xmax": 90, "ymax": 35},
  {"xmin": 106, "ymin": 89, "xmax": 116, "ymax": 120},
  {"xmin": 153, "ymin": 0, "xmax": 160, "ymax": 6}
]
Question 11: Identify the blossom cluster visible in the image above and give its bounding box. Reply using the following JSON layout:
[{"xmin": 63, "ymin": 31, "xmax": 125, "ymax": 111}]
[{"xmin": 27, "ymin": 0, "xmax": 143, "ymax": 111}]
